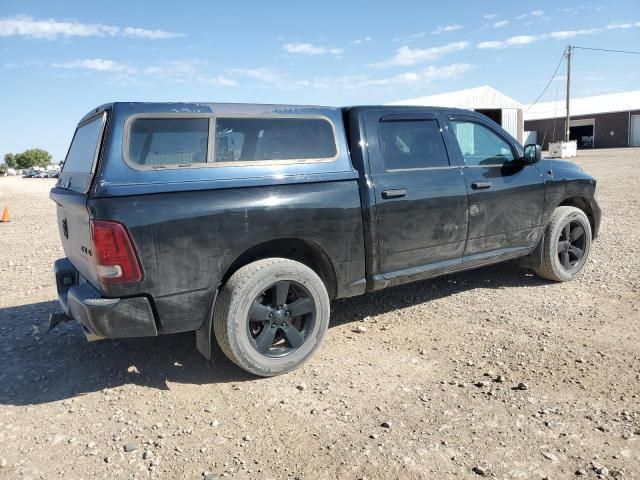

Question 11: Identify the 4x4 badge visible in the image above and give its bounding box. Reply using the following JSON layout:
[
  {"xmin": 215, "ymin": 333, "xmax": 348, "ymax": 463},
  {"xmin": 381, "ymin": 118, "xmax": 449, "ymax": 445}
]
[{"xmin": 62, "ymin": 218, "xmax": 68, "ymax": 239}]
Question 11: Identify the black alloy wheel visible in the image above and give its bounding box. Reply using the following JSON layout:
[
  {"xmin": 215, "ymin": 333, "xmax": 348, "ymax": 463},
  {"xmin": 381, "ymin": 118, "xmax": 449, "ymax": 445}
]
[
  {"xmin": 246, "ymin": 280, "xmax": 316, "ymax": 357},
  {"xmin": 557, "ymin": 220, "xmax": 587, "ymax": 270}
]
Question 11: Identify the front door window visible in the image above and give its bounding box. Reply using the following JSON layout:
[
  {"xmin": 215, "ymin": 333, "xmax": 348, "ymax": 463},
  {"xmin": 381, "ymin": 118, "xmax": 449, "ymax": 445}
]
[{"xmin": 451, "ymin": 121, "xmax": 514, "ymax": 166}]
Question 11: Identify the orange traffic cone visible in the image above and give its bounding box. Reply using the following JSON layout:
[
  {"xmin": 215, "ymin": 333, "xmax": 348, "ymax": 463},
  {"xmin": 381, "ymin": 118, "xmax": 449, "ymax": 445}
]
[{"xmin": 1, "ymin": 207, "xmax": 10, "ymax": 223}]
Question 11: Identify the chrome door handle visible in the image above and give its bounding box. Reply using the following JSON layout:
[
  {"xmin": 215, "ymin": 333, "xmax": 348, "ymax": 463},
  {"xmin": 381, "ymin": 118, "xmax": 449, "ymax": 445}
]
[{"xmin": 381, "ymin": 189, "xmax": 408, "ymax": 199}]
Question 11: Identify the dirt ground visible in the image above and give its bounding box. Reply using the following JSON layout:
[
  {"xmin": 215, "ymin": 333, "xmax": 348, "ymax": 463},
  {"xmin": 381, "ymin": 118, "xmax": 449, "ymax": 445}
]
[{"xmin": 1, "ymin": 148, "xmax": 639, "ymax": 480}]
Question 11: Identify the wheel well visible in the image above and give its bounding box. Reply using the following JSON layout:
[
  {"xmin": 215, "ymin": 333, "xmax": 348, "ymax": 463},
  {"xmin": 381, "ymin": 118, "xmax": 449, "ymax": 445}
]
[
  {"xmin": 558, "ymin": 196, "xmax": 595, "ymax": 234},
  {"xmin": 221, "ymin": 239, "xmax": 338, "ymax": 299}
]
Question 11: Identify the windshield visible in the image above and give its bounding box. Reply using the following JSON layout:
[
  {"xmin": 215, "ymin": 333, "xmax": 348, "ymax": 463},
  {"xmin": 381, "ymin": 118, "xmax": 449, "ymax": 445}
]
[{"xmin": 59, "ymin": 112, "xmax": 106, "ymax": 192}]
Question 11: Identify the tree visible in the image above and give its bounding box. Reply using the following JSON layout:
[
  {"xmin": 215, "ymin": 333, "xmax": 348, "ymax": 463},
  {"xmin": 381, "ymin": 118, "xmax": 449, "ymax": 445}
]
[
  {"xmin": 4, "ymin": 153, "xmax": 17, "ymax": 169},
  {"xmin": 15, "ymin": 148, "xmax": 52, "ymax": 169}
]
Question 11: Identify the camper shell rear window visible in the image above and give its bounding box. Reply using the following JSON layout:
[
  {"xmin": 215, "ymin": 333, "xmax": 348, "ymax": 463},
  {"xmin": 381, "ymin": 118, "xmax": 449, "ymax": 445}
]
[{"xmin": 123, "ymin": 114, "xmax": 339, "ymax": 169}]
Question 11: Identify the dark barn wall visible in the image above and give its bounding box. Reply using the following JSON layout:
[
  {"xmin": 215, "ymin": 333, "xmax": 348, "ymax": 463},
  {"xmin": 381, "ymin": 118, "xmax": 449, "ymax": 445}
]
[
  {"xmin": 594, "ymin": 111, "xmax": 630, "ymax": 148},
  {"xmin": 525, "ymin": 110, "xmax": 640, "ymax": 149},
  {"xmin": 524, "ymin": 119, "xmax": 563, "ymax": 150}
]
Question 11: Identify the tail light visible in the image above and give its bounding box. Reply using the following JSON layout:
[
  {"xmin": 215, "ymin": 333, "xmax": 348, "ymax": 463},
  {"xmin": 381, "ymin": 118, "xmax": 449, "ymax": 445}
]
[{"xmin": 91, "ymin": 220, "xmax": 143, "ymax": 285}]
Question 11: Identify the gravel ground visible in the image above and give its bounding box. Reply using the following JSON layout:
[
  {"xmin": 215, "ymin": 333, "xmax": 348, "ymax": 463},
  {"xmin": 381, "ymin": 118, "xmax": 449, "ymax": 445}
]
[{"xmin": 1, "ymin": 148, "xmax": 639, "ymax": 479}]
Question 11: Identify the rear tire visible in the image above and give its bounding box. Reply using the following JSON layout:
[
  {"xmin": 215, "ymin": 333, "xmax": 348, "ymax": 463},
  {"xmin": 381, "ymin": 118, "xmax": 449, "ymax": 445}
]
[
  {"xmin": 535, "ymin": 206, "xmax": 592, "ymax": 282},
  {"xmin": 213, "ymin": 258, "xmax": 330, "ymax": 377}
]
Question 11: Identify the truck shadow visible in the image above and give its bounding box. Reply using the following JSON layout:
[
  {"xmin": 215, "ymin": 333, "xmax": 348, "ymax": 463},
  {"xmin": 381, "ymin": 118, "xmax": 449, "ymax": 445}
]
[{"xmin": 0, "ymin": 261, "xmax": 547, "ymax": 406}]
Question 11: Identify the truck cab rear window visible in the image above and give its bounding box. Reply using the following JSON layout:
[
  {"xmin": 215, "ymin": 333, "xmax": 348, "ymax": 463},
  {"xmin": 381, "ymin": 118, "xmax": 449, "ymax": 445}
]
[
  {"xmin": 128, "ymin": 118, "xmax": 209, "ymax": 167},
  {"xmin": 214, "ymin": 117, "xmax": 337, "ymax": 163}
]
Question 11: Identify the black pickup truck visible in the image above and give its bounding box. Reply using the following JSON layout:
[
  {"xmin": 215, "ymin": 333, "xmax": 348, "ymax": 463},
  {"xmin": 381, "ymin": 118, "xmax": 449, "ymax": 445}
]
[{"xmin": 50, "ymin": 102, "xmax": 600, "ymax": 376}]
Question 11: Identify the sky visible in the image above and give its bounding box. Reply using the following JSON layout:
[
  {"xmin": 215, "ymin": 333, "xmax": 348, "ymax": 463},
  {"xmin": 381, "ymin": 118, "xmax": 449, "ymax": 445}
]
[{"xmin": 1, "ymin": 0, "xmax": 639, "ymax": 161}]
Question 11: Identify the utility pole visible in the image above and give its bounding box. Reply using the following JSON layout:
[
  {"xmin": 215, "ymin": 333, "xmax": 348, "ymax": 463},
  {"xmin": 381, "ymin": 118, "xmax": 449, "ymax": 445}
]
[{"xmin": 565, "ymin": 45, "xmax": 572, "ymax": 142}]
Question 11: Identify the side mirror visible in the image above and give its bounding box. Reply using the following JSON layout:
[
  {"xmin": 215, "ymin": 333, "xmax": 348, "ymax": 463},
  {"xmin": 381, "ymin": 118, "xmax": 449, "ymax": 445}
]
[{"xmin": 523, "ymin": 144, "xmax": 542, "ymax": 164}]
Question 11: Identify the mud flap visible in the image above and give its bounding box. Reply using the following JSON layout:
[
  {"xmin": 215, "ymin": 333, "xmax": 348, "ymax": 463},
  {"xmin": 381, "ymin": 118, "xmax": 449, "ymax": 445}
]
[
  {"xmin": 518, "ymin": 233, "xmax": 544, "ymax": 270},
  {"xmin": 195, "ymin": 288, "xmax": 219, "ymax": 360}
]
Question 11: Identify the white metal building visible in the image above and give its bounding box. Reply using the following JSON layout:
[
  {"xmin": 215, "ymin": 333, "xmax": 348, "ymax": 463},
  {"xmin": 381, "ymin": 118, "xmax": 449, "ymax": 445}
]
[
  {"xmin": 388, "ymin": 85, "xmax": 524, "ymax": 143},
  {"xmin": 524, "ymin": 90, "xmax": 640, "ymax": 149}
]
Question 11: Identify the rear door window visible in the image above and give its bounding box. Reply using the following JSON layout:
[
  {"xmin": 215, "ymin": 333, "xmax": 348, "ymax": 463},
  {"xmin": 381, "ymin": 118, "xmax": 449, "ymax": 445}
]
[
  {"xmin": 378, "ymin": 119, "xmax": 449, "ymax": 170},
  {"xmin": 59, "ymin": 113, "xmax": 106, "ymax": 192},
  {"xmin": 214, "ymin": 117, "xmax": 337, "ymax": 163},
  {"xmin": 128, "ymin": 118, "xmax": 209, "ymax": 167}
]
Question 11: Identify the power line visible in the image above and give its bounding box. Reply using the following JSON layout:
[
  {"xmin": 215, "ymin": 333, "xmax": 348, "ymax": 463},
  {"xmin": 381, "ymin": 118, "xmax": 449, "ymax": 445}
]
[
  {"xmin": 525, "ymin": 44, "xmax": 640, "ymax": 114},
  {"xmin": 525, "ymin": 50, "xmax": 566, "ymax": 112},
  {"xmin": 572, "ymin": 46, "xmax": 640, "ymax": 55}
]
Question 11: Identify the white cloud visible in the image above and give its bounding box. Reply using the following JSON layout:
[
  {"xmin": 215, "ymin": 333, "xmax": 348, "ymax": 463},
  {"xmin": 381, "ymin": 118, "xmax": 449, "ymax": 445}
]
[
  {"xmin": 55, "ymin": 58, "xmax": 236, "ymax": 87},
  {"xmin": 393, "ymin": 31, "xmax": 426, "ymax": 42},
  {"xmin": 561, "ymin": 5, "xmax": 604, "ymax": 15},
  {"xmin": 142, "ymin": 66, "xmax": 162, "ymax": 75},
  {"xmin": 476, "ymin": 21, "xmax": 639, "ymax": 49},
  {"xmin": 478, "ymin": 35, "xmax": 538, "ymax": 49},
  {"xmin": 431, "ymin": 24, "xmax": 462, "ymax": 34},
  {"xmin": 204, "ymin": 75, "xmax": 237, "ymax": 87},
  {"xmin": 351, "ymin": 36, "xmax": 372, "ymax": 44},
  {"xmin": 484, "ymin": 13, "xmax": 497, "ymax": 19},
  {"xmin": 143, "ymin": 60, "xmax": 205, "ymax": 77},
  {"xmin": 408, "ymin": 63, "xmax": 474, "ymax": 82},
  {"xmin": 283, "ymin": 42, "xmax": 343, "ymax": 55},
  {"xmin": 506, "ymin": 35, "xmax": 538, "ymax": 45},
  {"xmin": 120, "ymin": 27, "xmax": 182, "ymax": 39},
  {"xmin": 227, "ymin": 67, "xmax": 286, "ymax": 84},
  {"xmin": 516, "ymin": 10, "xmax": 545, "ymax": 20},
  {"xmin": 343, "ymin": 63, "xmax": 475, "ymax": 88},
  {"xmin": 143, "ymin": 60, "xmax": 238, "ymax": 87},
  {"xmin": 0, "ymin": 15, "xmax": 183, "ymax": 39},
  {"xmin": 477, "ymin": 41, "xmax": 506, "ymax": 49},
  {"xmin": 138, "ymin": 60, "xmax": 235, "ymax": 86},
  {"xmin": 478, "ymin": 35, "xmax": 540, "ymax": 49},
  {"xmin": 222, "ymin": 62, "xmax": 473, "ymax": 91},
  {"xmin": 142, "ymin": 60, "xmax": 237, "ymax": 87},
  {"xmin": 3, "ymin": 60, "xmax": 45, "ymax": 68},
  {"xmin": 549, "ymin": 28, "xmax": 601, "ymax": 39},
  {"xmin": 371, "ymin": 41, "xmax": 470, "ymax": 67},
  {"xmin": 493, "ymin": 20, "xmax": 509, "ymax": 28},
  {"xmin": 606, "ymin": 23, "xmax": 634, "ymax": 30},
  {"xmin": 52, "ymin": 58, "xmax": 135, "ymax": 73},
  {"xmin": 226, "ymin": 67, "xmax": 310, "ymax": 89}
]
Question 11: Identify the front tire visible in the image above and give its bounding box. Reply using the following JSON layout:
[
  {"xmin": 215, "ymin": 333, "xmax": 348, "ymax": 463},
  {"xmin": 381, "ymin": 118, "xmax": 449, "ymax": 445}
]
[
  {"xmin": 213, "ymin": 258, "xmax": 330, "ymax": 377},
  {"xmin": 535, "ymin": 206, "xmax": 592, "ymax": 282}
]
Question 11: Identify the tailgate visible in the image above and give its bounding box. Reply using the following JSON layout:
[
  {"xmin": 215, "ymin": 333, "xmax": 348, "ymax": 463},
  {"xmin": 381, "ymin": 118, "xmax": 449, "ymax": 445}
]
[
  {"xmin": 50, "ymin": 111, "xmax": 107, "ymax": 289},
  {"xmin": 51, "ymin": 188, "xmax": 100, "ymax": 288}
]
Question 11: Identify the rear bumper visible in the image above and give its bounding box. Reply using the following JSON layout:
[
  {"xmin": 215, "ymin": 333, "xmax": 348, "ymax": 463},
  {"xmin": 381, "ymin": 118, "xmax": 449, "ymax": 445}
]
[{"xmin": 54, "ymin": 258, "xmax": 158, "ymax": 340}]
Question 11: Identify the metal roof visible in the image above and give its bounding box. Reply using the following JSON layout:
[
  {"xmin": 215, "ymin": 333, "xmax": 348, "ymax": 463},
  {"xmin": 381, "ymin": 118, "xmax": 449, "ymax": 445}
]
[
  {"xmin": 524, "ymin": 90, "xmax": 640, "ymax": 121},
  {"xmin": 387, "ymin": 85, "xmax": 522, "ymax": 110}
]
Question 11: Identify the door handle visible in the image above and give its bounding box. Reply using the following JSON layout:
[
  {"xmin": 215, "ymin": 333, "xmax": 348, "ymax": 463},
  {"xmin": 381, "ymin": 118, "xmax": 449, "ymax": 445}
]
[
  {"xmin": 381, "ymin": 188, "xmax": 408, "ymax": 199},
  {"xmin": 471, "ymin": 181, "xmax": 492, "ymax": 190}
]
